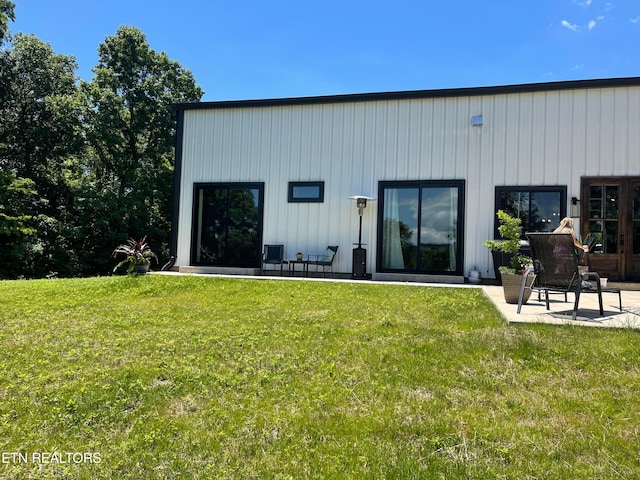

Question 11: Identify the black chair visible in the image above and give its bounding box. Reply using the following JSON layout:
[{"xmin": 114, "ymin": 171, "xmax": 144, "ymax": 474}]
[
  {"xmin": 262, "ymin": 244, "xmax": 288, "ymax": 276},
  {"xmin": 308, "ymin": 246, "xmax": 338, "ymax": 277},
  {"xmin": 517, "ymin": 233, "xmax": 621, "ymax": 320}
]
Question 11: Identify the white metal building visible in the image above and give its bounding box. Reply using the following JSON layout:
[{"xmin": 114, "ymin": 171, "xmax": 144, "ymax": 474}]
[{"xmin": 171, "ymin": 77, "xmax": 640, "ymax": 283}]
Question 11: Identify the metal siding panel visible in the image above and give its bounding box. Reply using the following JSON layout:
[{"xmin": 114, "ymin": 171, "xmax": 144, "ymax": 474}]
[
  {"xmin": 613, "ymin": 88, "xmax": 629, "ymax": 175},
  {"xmin": 557, "ymin": 91, "xmax": 575, "ymax": 188},
  {"xmin": 513, "ymin": 94, "xmax": 533, "ymax": 184},
  {"xmin": 543, "ymin": 91, "xmax": 561, "ymax": 183},
  {"xmin": 528, "ymin": 93, "xmax": 546, "ymax": 184},
  {"xmin": 176, "ymin": 85, "xmax": 640, "ymax": 276},
  {"xmin": 628, "ymin": 89, "xmax": 640, "ymax": 174},
  {"xmin": 430, "ymin": 99, "xmax": 446, "ymax": 178},
  {"xmin": 599, "ymin": 89, "xmax": 616, "ymax": 175},
  {"xmin": 585, "ymin": 89, "xmax": 602, "ymax": 172},
  {"xmin": 405, "ymin": 100, "xmax": 423, "ymax": 178},
  {"xmin": 570, "ymin": 90, "xmax": 588, "ymax": 180},
  {"xmin": 502, "ymin": 94, "xmax": 521, "ymax": 184}
]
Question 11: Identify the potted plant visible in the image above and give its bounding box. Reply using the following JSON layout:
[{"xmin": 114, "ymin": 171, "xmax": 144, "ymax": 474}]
[
  {"xmin": 484, "ymin": 210, "xmax": 533, "ymax": 304},
  {"xmin": 112, "ymin": 236, "xmax": 158, "ymax": 275}
]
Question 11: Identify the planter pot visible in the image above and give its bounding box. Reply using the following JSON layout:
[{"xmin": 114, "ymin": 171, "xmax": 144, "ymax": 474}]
[
  {"xmin": 133, "ymin": 263, "xmax": 151, "ymax": 275},
  {"xmin": 501, "ymin": 273, "xmax": 534, "ymax": 304}
]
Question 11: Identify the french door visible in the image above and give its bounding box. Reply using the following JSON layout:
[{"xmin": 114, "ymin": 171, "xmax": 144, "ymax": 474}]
[{"xmin": 581, "ymin": 177, "xmax": 640, "ymax": 282}]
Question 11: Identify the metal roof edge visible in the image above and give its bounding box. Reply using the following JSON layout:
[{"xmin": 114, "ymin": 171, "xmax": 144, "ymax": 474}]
[{"xmin": 174, "ymin": 76, "xmax": 640, "ymax": 111}]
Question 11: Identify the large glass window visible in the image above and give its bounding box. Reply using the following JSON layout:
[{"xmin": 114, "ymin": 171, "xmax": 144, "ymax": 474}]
[
  {"xmin": 378, "ymin": 181, "xmax": 465, "ymax": 275},
  {"xmin": 191, "ymin": 183, "xmax": 264, "ymax": 267},
  {"xmin": 495, "ymin": 186, "xmax": 567, "ymax": 238}
]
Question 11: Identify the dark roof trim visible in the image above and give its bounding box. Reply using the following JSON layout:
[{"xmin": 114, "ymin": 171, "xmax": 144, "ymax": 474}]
[{"xmin": 175, "ymin": 77, "xmax": 640, "ymax": 111}]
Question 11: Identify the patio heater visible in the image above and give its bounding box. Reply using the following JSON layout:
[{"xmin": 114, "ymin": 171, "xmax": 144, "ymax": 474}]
[{"xmin": 349, "ymin": 195, "xmax": 375, "ymax": 279}]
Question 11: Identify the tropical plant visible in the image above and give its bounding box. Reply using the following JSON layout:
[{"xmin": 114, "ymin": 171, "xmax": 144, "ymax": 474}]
[
  {"xmin": 112, "ymin": 236, "xmax": 158, "ymax": 274},
  {"xmin": 483, "ymin": 210, "xmax": 531, "ymax": 275}
]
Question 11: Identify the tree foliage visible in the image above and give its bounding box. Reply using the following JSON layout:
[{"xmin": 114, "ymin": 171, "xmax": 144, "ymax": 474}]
[
  {"xmin": 80, "ymin": 26, "xmax": 203, "ymax": 273},
  {"xmin": 0, "ymin": 170, "xmax": 37, "ymax": 276},
  {"xmin": 0, "ymin": 17, "xmax": 203, "ymax": 278},
  {"xmin": 0, "ymin": 33, "xmax": 85, "ymax": 278},
  {"xmin": 0, "ymin": 0, "xmax": 14, "ymax": 43}
]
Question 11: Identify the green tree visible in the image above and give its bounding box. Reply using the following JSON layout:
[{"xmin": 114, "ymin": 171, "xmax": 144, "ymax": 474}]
[
  {"xmin": 82, "ymin": 25, "xmax": 203, "ymax": 270},
  {"xmin": 0, "ymin": 33, "xmax": 86, "ymax": 277},
  {"xmin": 0, "ymin": 170, "xmax": 37, "ymax": 278},
  {"xmin": 0, "ymin": 0, "xmax": 14, "ymax": 43}
]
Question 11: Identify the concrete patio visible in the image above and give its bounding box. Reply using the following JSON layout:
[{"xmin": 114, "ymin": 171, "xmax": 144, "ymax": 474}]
[{"xmin": 482, "ymin": 284, "xmax": 640, "ymax": 329}]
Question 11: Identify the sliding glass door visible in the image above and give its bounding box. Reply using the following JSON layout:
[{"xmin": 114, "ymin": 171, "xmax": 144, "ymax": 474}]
[
  {"xmin": 378, "ymin": 181, "xmax": 465, "ymax": 275},
  {"xmin": 191, "ymin": 183, "xmax": 264, "ymax": 267}
]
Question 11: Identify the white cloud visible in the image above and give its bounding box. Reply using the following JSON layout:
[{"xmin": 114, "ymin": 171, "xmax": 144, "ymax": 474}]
[
  {"xmin": 631, "ymin": 16, "xmax": 640, "ymax": 23},
  {"xmin": 562, "ymin": 20, "xmax": 581, "ymax": 31},
  {"xmin": 588, "ymin": 20, "xmax": 596, "ymax": 29},
  {"xmin": 573, "ymin": 0, "xmax": 592, "ymax": 6},
  {"xmin": 572, "ymin": 64, "xmax": 585, "ymax": 71}
]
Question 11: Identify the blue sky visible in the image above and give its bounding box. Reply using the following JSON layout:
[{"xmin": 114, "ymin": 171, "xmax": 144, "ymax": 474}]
[{"xmin": 9, "ymin": 0, "xmax": 640, "ymax": 101}]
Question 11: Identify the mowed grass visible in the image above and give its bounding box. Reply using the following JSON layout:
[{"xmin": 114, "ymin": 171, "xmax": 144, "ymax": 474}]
[{"xmin": 0, "ymin": 275, "xmax": 639, "ymax": 479}]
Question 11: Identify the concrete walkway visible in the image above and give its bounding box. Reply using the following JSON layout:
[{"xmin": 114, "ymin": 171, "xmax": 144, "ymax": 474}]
[{"xmin": 482, "ymin": 284, "xmax": 640, "ymax": 329}]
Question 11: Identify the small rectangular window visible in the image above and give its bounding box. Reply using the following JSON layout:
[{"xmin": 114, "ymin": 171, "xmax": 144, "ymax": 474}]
[{"xmin": 288, "ymin": 181, "xmax": 324, "ymax": 203}]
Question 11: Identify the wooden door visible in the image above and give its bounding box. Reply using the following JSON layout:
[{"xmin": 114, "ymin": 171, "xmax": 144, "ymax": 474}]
[{"xmin": 581, "ymin": 177, "xmax": 640, "ymax": 282}]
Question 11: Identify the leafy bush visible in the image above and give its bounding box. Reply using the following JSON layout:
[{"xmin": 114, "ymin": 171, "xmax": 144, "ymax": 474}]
[{"xmin": 483, "ymin": 210, "xmax": 531, "ymax": 274}]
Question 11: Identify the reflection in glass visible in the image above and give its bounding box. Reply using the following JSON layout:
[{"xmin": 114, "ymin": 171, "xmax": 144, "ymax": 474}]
[
  {"xmin": 590, "ymin": 185, "xmax": 602, "ymax": 200},
  {"xmin": 420, "ymin": 188, "xmax": 458, "ymax": 272},
  {"xmin": 499, "ymin": 191, "xmax": 528, "ymax": 226},
  {"xmin": 589, "ymin": 199, "xmax": 602, "ymax": 219},
  {"xmin": 292, "ymin": 185, "xmax": 320, "ymax": 199},
  {"xmin": 604, "ymin": 221, "xmax": 618, "ymax": 254},
  {"xmin": 530, "ymin": 192, "xmax": 560, "ymax": 231},
  {"xmin": 195, "ymin": 186, "xmax": 261, "ymax": 267},
  {"xmin": 605, "ymin": 186, "xmax": 619, "ymax": 218},
  {"xmin": 497, "ymin": 188, "xmax": 563, "ymax": 234},
  {"xmin": 587, "ymin": 184, "xmax": 620, "ymax": 254},
  {"xmin": 588, "ymin": 221, "xmax": 604, "ymax": 253},
  {"xmin": 381, "ymin": 183, "xmax": 462, "ymax": 273},
  {"xmin": 382, "ymin": 188, "xmax": 418, "ymax": 269}
]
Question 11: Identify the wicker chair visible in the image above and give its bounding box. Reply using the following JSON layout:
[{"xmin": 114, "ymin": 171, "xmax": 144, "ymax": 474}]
[{"xmin": 517, "ymin": 233, "xmax": 621, "ymax": 320}]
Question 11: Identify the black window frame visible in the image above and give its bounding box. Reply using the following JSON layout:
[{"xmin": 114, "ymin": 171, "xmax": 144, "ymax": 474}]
[
  {"xmin": 376, "ymin": 179, "xmax": 466, "ymax": 276},
  {"xmin": 287, "ymin": 181, "xmax": 325, "ymax": 203},
  {"xmin": 494, "ymin": 185, "xmax": 567, "ymax": 238},
  {"xmin": 191, "ymin": 182, "xmax": 264, "ymax": 267}
]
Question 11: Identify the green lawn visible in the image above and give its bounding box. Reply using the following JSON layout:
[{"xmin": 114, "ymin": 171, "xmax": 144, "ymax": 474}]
[{"xmin": 0, "ymin": 275, "xmax": 639, "ymax": 479}]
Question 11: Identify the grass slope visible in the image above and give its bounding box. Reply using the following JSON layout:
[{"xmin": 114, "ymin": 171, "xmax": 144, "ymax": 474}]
[{"xmin": 0, "ymin": 275, "xmax": 639, "ymax": 479}]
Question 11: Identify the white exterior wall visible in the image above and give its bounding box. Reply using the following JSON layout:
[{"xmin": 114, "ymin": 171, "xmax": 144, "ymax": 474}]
[{"xmin": 176, "ymin": 85, "xmax": 640, "ymax": 279}]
